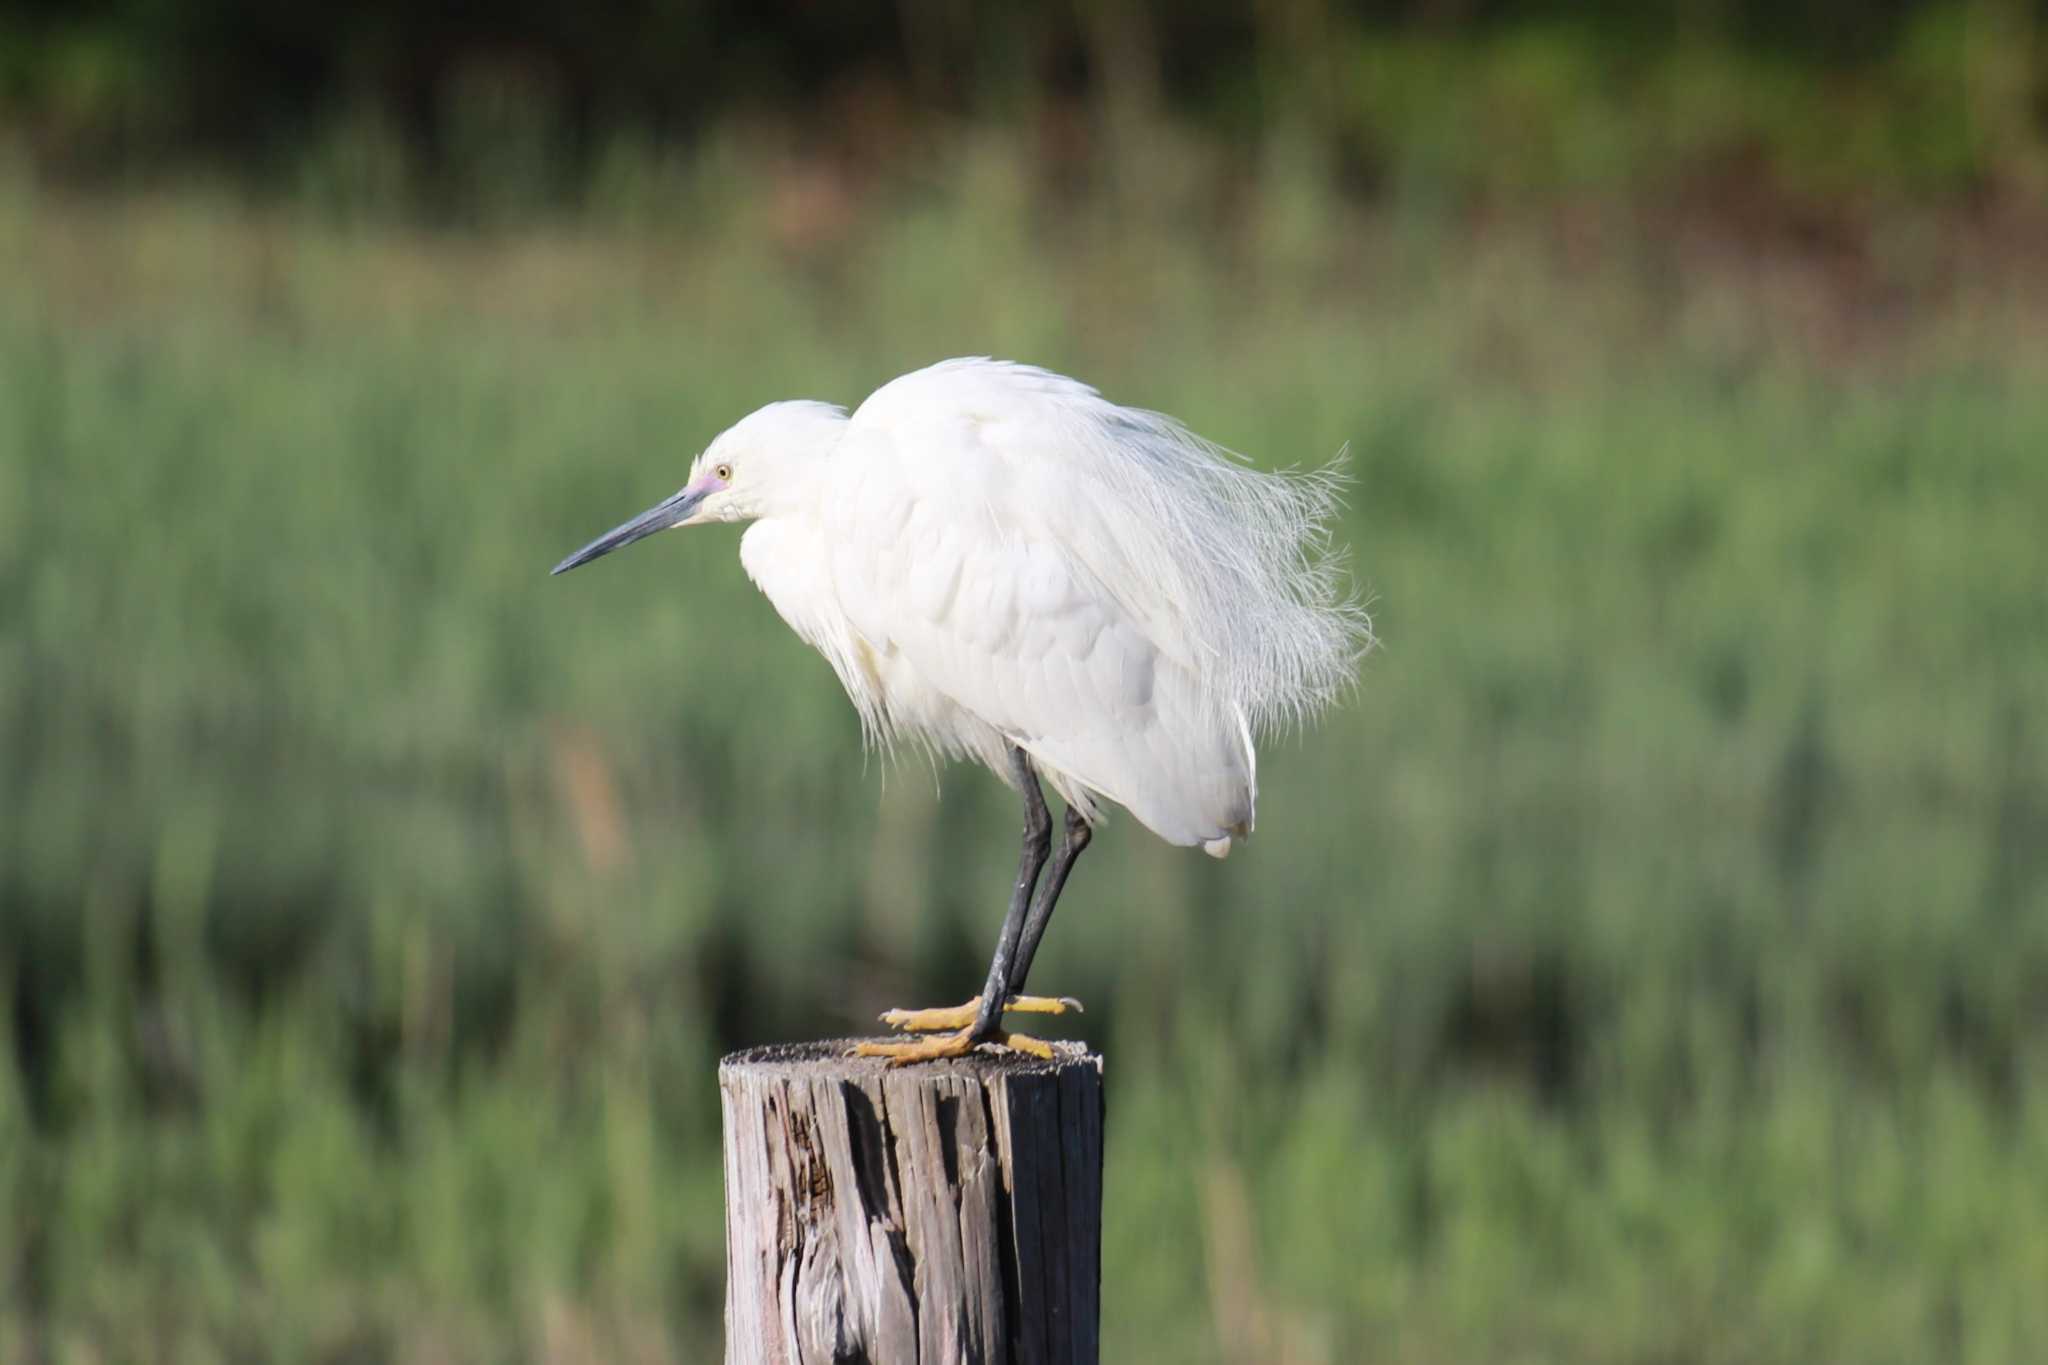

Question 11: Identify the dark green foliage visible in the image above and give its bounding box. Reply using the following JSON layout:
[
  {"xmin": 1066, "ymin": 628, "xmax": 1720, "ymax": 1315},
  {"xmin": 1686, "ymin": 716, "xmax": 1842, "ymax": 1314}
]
[{"xmin": 6, "ymin": 2, "xmax": 2044, "ymax": 206}]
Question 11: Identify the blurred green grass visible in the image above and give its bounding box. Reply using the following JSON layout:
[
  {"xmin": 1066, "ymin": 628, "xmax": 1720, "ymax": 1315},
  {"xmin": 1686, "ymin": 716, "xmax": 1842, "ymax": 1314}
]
[{"xmin": 3, "ymin": 159, "xmax": 2048, "ymax": 1363}]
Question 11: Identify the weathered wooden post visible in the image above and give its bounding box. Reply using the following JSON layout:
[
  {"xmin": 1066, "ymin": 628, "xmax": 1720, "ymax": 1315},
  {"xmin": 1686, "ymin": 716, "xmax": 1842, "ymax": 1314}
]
[{"xmin": 720, "ymin": 1041, "xmax": 1104, "ymax": 1364}]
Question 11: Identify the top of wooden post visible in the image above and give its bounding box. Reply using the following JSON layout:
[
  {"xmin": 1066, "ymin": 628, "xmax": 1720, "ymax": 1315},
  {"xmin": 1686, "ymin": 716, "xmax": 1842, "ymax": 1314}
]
[
  {"xmin": 720, "ymin": 1039, "xmax": 1105, "ymax": 1365},
  {"xmin": 720, "ymin": 1038, "xmax": 1102, "ymax": 1082}
]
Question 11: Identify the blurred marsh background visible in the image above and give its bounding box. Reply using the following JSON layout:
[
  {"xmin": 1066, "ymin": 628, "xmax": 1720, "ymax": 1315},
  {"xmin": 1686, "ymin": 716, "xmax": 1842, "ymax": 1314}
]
[{"xmin": 4, "ymin": 1, "xmax": 2048, "ymax": 1361}]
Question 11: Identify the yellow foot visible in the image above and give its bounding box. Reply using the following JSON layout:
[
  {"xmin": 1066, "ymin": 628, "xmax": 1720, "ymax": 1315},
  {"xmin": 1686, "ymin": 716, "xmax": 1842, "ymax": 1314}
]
[
  {"xmin": 877, "ymin": 995, "xmax": 1083, "ymax": 1034},
  {"xmin": 854, "ymin": 1027, "xmax": 1056, "ymax": 1065}
]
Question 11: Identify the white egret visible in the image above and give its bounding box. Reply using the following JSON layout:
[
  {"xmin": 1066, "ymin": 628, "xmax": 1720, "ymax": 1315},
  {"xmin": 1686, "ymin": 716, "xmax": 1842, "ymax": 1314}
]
[{"xmin": 552, "ymin": 358, "xmax": 1369, "ymax": 1061}]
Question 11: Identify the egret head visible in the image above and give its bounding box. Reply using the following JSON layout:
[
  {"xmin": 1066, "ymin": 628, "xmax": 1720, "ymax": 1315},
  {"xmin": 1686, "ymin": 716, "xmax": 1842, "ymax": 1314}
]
[{"xmin": 551, "ymin": 400, "xmax": 846, "ymax": 575}]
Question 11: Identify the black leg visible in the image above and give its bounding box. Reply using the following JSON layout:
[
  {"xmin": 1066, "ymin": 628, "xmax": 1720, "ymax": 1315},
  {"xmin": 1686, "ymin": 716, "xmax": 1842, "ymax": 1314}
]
[
  {"xmin": 968, "ymin": 746, "xmax": 1052, "ymax": 1040},
  {"xmin": 1006, "ymin": 806, "xmax": 1093, "ymax": 998}
]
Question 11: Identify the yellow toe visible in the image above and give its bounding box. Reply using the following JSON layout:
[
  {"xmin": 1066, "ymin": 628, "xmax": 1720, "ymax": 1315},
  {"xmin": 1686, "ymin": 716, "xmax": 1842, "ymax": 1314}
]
[
  {"xmin": 853, "ymin": 1029, "xmax": 979, "ymax": 1064},
  {"xmin": 878, "ymin": 994, "xmax": 1084, "ymax": 1033},
  {"xmin": 1004, "ymin": 994, "xmax": 1082, "ymax": 1016},
  {"xmin": 852, "ymin": 1028, "xmax": 1056, "ymax": 1066},
  {"xmin": 997, "ymin": 1030, "xmax": 1056, "ymax": 1060},
  {"xmin": 879, "ymin": 1000, "xmax": 979, "ymax": 1032}
]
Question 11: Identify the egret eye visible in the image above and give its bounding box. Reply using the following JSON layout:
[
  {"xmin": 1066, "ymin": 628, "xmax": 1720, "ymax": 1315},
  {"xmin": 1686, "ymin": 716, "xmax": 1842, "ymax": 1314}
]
[{"xmin": 714, "ymin": 462, "xmax": 733, "ymax": 482}]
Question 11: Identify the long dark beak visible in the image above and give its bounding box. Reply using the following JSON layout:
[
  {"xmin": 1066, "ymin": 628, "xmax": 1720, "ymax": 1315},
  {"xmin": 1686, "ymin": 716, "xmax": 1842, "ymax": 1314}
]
[{"xmin": 551, "ymin": 485, "xmax": 709, "ymax": 576}]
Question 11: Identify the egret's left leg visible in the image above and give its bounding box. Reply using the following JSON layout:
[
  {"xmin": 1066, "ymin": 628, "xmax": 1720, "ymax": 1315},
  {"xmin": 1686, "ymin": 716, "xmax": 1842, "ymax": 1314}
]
[
  {"xmin": 874, "ymin": 808, "xmax": 1093, "ymax": 1035},
  {"xmin": 1006, "ymin": 806, "xmax": 1093, "ymax": 998},
  {"xmin": 858, "ymin": 793, "xmax": 1095, "ymax": 1066},
  {"xmin": 856, "ymin": 747, "xmax": 1055, "ymax": 1063}
]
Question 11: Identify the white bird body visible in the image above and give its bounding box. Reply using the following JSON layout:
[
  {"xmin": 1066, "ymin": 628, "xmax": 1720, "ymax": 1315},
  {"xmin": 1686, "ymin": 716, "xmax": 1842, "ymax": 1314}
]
[
  {"xmin": 707, "ymin": 359, "xmax": 1367, "ymax": 855},
  {"xmin": 554, "ymin": 357, "xmax": 1368, "ymax": 1059}
]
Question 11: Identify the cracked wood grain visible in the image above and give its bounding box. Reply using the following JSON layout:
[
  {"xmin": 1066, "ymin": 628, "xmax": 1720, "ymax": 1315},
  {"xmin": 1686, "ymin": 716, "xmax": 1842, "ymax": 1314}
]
[{"xmin": 721, "ymin": 1041, "xmax": 1104, "ymax": 1365}]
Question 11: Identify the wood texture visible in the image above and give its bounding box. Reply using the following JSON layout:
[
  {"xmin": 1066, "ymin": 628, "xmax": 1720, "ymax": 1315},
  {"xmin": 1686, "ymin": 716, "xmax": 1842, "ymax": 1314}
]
[{"xmin": 720, "ymin": 1041, "xmax": 1104, "ymax": 1365}]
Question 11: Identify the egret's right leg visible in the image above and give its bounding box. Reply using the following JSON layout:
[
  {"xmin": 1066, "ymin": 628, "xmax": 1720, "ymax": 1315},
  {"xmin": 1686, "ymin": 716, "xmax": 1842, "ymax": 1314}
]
[
  {"xmin": 856, "ymin": 746, "xmax": 1073, "ymax": 1062},
  {"xmin": 1005, "ymin": 805, "xmax": 1093, "ymax": 997},
  {"xmin": 877, "ymin": 802, "xmax": 1094, "ymax": 1035}
]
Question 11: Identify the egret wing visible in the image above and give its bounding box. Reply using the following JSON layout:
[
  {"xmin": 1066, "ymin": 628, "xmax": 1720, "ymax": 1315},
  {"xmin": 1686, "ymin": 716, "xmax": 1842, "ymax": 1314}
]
[{"xmin": 824, "ymin": 392, "xmax": 1254, "ymax": 849}]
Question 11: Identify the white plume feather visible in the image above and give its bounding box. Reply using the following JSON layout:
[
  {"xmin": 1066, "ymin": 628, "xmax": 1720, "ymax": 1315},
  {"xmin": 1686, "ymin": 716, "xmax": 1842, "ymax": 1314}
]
[{"xmin": 870, "ymin": 358, "xmax": 1373, "ymax": 741}]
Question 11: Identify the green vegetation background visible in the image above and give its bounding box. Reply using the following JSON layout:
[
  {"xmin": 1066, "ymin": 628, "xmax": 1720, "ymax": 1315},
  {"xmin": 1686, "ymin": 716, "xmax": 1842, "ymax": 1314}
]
[{"xmin": 5, "ymin": 6, "xmax": 2048, "ymax": 1361}]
